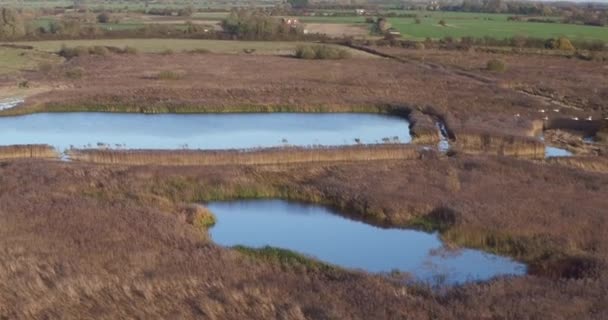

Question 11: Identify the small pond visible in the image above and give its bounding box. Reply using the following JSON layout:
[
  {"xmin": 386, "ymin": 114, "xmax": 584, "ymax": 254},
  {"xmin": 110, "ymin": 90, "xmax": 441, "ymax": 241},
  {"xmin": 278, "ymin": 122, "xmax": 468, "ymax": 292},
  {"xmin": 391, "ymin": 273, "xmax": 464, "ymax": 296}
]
[
  {"xmin": 546, "ymin": 146, "xmax": 573, "ymax": 158},
  {"xmin": 0, "ymin": 113, "xmax": 411, "ymax": 151},
  {"xmin": 208, "ymin": 200, "xmax": 526, "ymax": 285}
]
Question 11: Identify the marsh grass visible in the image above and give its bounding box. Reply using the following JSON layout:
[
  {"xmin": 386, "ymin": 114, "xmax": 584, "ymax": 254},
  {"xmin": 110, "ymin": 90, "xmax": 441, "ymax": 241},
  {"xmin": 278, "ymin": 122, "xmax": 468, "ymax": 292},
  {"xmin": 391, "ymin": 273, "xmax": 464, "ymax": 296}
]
[
  {"xmin": 548, "ymin": 156, "xmax": 608, "ymax": 173},
  {"xmin": 0, "ymin": 144, "xmax": 58, "ymax": 159},
  {"xmin": 6, "ymin": 103, "xmax": 405, "ymax": 117},
  {"xmin": 67, "ymin": 145, "xmax": 422, "ymax": 166},
  {"xmin": 233, "ymin": 245, "xmax": 340, "ymax": 273},
  {"xmin": 454, "ymin": 130, "xmax": 545, "ymax": 158}
]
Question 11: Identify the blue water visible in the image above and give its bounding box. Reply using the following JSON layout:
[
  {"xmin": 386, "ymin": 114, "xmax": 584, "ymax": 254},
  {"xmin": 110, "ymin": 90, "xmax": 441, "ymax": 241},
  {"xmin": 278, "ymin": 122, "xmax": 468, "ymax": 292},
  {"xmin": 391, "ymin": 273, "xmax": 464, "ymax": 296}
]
[
  {"xmin": 0, "ymin": 113, "xmax": 411, "ymax": 151},
  {"xmin": 546, "ymin": 146, "xmax": 573, "ymax": 158},
  {"xmin": 208, "ymin": 200, "xmax": 527, "ymax": 285}
]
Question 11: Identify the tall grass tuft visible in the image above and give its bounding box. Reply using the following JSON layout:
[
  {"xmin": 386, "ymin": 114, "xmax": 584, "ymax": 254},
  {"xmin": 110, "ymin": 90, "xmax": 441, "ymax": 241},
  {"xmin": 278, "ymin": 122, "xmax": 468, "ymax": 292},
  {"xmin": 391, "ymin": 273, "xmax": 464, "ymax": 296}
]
[{"xmin": 295, "ymin": 45, "xmax": 351, "ymax": 60}]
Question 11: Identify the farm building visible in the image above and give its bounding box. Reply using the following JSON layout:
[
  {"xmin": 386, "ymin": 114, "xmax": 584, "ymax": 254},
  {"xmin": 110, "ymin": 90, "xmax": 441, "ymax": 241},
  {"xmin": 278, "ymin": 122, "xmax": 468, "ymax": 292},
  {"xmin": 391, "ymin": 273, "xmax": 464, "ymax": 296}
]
[{"xmin": 281, "ymin": 17, "xmax": 300, "ymax": 27}]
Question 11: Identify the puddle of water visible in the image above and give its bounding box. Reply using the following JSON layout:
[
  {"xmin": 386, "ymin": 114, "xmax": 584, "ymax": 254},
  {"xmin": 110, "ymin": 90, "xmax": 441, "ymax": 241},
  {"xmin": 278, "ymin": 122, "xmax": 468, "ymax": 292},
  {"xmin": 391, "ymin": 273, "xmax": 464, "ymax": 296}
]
[
  {"xmin": 208, "ymin": 200, "xmax": 526, "ymax": 285},
  {"xmin": 0, "ymin": 113, "xmax": 411, "ymax": 151},
  {"xmin": 583, "ymin": 137, "xmax": 595, "ymax": 144},
  {"xmin": 546, "ymin": 146, "xmax": 573, "ymax": 158},
  {"xmin": 0, "ymin": 97, "xmax": 24, "ymax": 111}
]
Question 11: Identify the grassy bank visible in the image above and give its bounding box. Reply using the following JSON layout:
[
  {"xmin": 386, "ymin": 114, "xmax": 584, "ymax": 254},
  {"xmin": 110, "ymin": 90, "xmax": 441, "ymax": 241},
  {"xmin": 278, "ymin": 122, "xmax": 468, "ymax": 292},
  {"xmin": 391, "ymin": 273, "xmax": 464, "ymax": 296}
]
[
  {"xmin": 68, "ymin": 145, "xmax": 422, "ymax": 166},
  {"xmin": 233, "ymin": 246, "xmax": 341, "ymax": 274},
  {"xmin": 0, "ymin": 144, "xmax": 59, "ymax": 160}
]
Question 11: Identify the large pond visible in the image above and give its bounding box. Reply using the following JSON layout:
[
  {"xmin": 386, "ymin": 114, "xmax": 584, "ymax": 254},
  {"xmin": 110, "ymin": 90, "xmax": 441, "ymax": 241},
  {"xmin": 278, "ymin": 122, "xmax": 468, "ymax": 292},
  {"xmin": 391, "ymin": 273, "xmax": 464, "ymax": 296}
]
[
  {"xmin": 0, "ymin": 113, "xmax": 411, "ymax": 151},
  {"xmin": 208, "ymin": 200, "xmax": 526, "ymax": 285}
]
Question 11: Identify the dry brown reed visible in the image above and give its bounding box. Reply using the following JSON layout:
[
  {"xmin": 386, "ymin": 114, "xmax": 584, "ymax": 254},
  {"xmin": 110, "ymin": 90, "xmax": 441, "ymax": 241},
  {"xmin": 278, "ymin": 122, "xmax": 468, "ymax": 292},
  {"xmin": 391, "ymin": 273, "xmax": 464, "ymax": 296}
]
[
  {"xmin": 408, "ymin": 110, "xmax": 441, "ymax": 144},
  {"xmin": 67, "ymin": 145, "xmax": 422, "ymax": 166},
  {"xmin": 0, "ymin": 145, "xmax": 59, "ymax": 160},
  {"xmin": 453, "ymin": 130, "xmax": 545, "ymax": 158},
  {"xmin": 547, "ymin": 156, "xmax": 608, "ymax": 173}
]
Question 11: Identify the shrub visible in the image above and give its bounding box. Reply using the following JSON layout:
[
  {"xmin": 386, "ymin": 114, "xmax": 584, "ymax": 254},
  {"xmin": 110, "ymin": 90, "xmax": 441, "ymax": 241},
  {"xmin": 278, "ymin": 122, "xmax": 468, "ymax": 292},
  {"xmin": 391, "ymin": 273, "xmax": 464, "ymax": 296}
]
[
  {"xmin": 415, "ymin": 18, "xmax": 421, "ymax": 24},
  {"xmin": 414, "ymin": 42, "xmax": 425, "ymax": 50},
  {"xmin": 38, "ymin": 62, "xmax": 54, "ymax": 74},
  {"xmin": 59, "ymin": 45, "xmax": 111, "ymax": 58},
  {"xmin": 295, "ymin": 45, "xmax": 351, "ymax": 60},
  {"xmin": 156, "ymin": 70, "xmax": 184, "ymax": 80},
  {"xmin": 122, "ymin": 46, "xmax": 138, "ymax": 54},
  {"xmin": 486, "ymin": 58, "xmax": 507, "ymax": 72},
  {"xmin": 192, "ymin": 207, "xmax": 216, "ymax": 230},
  {"xmin": 91, "ymin": 46, "xmax": 109, "ymax": 56},
  {"xmin": 65, "ymin": 67, "xmax": 84, "ymax": 79},
  {"xmin": 556, "ymin": 37, "xmax": 575, "ymax": 51},
  {"xmin": 439, "ymin": 19, "xmax": 447, "ymax": 26},
  {"xmin": 160, "ymin": 48, "xmax": 174, "ymax": 55},
  {"xmin": 295, "ymin": 45, "xmax": 316, "ymax": 59},
  {"xmin": 546, "ymin": 37, "xmax": 575, "ymax": 51},
  {"xmin": 96, "ymin": 12, "xmax": 111, "ymax": 23},
  {"xmin": 188, "ymin": 48, "xmax": 211, "ymax": 54}
]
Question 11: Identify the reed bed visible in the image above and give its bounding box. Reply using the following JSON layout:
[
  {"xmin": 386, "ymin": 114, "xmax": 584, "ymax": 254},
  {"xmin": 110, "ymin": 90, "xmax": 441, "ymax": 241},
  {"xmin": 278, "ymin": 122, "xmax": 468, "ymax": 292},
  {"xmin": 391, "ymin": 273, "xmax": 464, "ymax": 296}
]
[
  {"xmin": 0, "ymin": 144, "xmax": 59, "ymax": 160},
  {"xmin": 408, "ymin": 110, "xmax": 441, "ymax": 144},
  {"xmin": 67, "ymin": 145, "xmax": 422, "ymax": 166},
  {"xmin": 27, "ymin": 103, "xmax": 409, "ymax": 116},
  {"xmin": 453, "ymin": 130, "xmax": 545, "ymax": 158},
  {"xmin": 547, "ymin": 156, "xmax": 608, "ymax": 173}
]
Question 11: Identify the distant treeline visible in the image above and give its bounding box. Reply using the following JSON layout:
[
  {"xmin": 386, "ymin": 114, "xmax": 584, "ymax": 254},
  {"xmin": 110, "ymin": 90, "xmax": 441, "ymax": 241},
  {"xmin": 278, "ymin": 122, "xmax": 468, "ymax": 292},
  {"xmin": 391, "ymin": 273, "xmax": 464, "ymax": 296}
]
[{"xmin": 0, "ymin": 7, "xmax": 327, "ymax": 41}]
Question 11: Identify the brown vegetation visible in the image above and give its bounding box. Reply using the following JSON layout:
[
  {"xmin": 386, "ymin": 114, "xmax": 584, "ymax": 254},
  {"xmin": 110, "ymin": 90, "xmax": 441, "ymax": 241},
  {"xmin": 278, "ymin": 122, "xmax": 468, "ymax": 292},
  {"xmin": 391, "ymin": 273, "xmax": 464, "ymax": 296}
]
[
  {"xmin": 6, "ymin": 52, "xmax": 554, "ymax": 138},
  {"xmin": 0, "ymin": 144, "xmax": 58, "ymax": 159},
  {"xmin": 1, "ymin": 154, "xmax": 607, "ymax": 318},
  {"xmin": 408, "ymin": 110, "xmax": 441, "ymax": 144},
  {"xmin": 548, "ymin": 156, "xmax": 608, "ymax": 173},
  {"xmin": 67, "ymin": 145, "xmax": 422, "ymax": 166},
  {"xmin": 453, "ymin": 130, "xmax": 545, "ymax": 158},
  {"xmin": 369, "ymin": 46, "xmax": 608, "ymax": 114}
]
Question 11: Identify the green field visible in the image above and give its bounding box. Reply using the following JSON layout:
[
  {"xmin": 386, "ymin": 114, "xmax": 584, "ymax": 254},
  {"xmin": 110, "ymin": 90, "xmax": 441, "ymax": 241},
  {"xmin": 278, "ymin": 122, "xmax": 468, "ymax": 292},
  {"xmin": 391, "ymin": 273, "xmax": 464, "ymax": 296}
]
[
  {"xmin": 0, "ymin": 0, "xmax": 279, "ymax": 9},
  {"xmin": 3, "ymin": 39, "xmax": 374, "ymax": 57},
  {"xmin": 300, "ymin": 11, "xmax": 608, "ymax": 41},
  {"xmin": 0, "ymin": 46, "xmax": 62, "ymax": 75}
]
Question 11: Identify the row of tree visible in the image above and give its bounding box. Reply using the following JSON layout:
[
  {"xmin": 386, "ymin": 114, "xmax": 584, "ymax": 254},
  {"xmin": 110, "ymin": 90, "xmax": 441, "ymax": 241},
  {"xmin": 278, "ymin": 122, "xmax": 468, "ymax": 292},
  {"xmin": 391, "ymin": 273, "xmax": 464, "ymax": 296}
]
[{"xmin": 221, "ymin": 9, "xmax": 304, "ymax": 40}]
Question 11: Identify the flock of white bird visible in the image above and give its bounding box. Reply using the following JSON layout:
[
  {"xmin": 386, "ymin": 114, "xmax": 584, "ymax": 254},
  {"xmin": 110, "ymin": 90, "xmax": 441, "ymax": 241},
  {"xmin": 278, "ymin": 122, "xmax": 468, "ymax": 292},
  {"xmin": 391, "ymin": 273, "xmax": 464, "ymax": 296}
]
[{"xmin": 515, "ymin": 108, "xmax": 608, "ymax": 122}]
